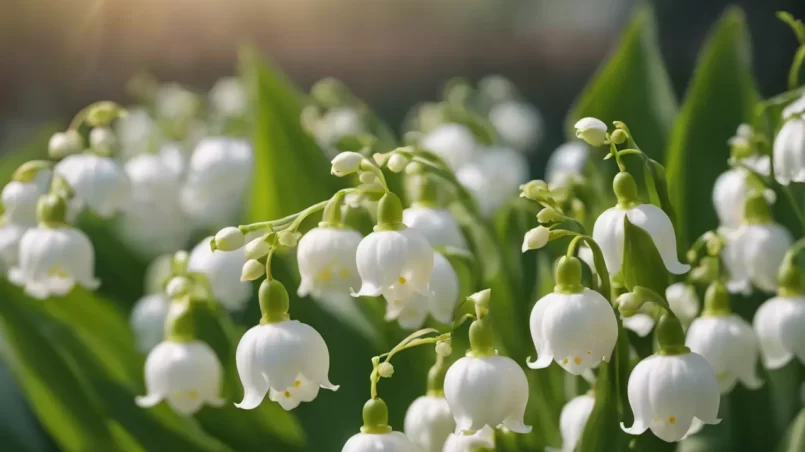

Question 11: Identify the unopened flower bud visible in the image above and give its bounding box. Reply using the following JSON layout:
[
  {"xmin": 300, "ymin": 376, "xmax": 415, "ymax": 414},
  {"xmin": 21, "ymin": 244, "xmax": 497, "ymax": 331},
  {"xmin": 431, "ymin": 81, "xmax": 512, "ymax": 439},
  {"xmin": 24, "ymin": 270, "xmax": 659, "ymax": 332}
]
[
  {"xmin": 240, "ymin": 259, "xmax": 265, "ymax": 281},
  {"xmin": 359, "ymin": 172, "xmax": 377, "ymax": 184},
  {"xmin": 520, "ymin": 180, "xmax": 549, "ymax": 200},
  {"xmin": 278, "ymin": 230, "xmax": 302, "ymax": 248},
  {"xmin": 610, "ymin": 129, "xmax": 627, "ymax": 145},
  {"xmin": 377, "ymin": 362, "xmax": 394, "ymax": 378},
  {"xmin": 331, "ymin": 152, "xmax": 364, "ymax": 177},
  {"xmin": 166, "ymin": 276, "xmax": 191, "ymax": 299},
  {"xmin": 387, "ymin": 153, "xmax": 409, "ymax": 173},
  {"xmin": 245, "ymin": 236, "xmax": 271, "ymax": 260},
  {"xmin": 615, "ymin": 292, "xmax": 643, "ymax": 317},
  {"xmin": 537, "ymin": 207, "xmax": 564, "ymax": 224},
  {"xmin": 48, "ymin": 130, "xmax": 83, "ymax": 158},
  {"xmin": 469, "ymin": 288, "xmax": 491, "ymax": 310},
  {"xmin": 89, "ymin": 127, "xmax": 117, "ymax": 154},
  {"xmin": 522, "ymin": 226, "xmax": 551, "ymax": 252},
  {"xmin": 574, "ymin": 117, "xmax": 608, "ymax": 147},
  {"xmin": 372, "ymin": 152, "xmax": 389, "ymax": 167},
  {"xmin": 86, "ymin": 101, "xmax": 125, "ymax": 127},
  {"xmin": 435, "ymin": 340, "xmax": 452, "ymax": 357},
  {"xmin": 214, "ymin": 227, "xmax": 245, "ymax": 251}
]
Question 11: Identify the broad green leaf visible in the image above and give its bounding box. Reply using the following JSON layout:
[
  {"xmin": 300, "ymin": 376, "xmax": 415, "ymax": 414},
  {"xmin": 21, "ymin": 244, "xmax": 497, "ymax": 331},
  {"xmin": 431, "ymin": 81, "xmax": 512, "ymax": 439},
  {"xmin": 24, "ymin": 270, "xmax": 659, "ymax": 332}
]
[
  {"xmin": 665, "ymin": 7, "xmax": 759, "ymax": 246},
  {"xmin": 239, "ymin": 47, "xmax": 345, "ymax": 223},
  {"xmin": 622, "ymin": 216, "xmax": 669, "ymax": 295},
  {"xmin": 566, "ymin": 3, "xmax": 677, "ymax": 159},
  {"xmin": 0, "ymin": 360, "xmax": 55, "ymax": 452},
  {"xmin": 780, "ymin": 408, "xmax": 805, "ymax": 452}
]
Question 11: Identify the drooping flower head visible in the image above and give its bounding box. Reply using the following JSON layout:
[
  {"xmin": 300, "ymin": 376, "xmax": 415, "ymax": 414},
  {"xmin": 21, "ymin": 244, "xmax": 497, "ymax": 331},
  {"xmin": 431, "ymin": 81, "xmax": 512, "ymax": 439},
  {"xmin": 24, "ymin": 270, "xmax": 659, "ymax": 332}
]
[
  {"xmin": 559, "ymin": 393, "xmax": 595, "ymax": 452},
  {"xmin": 419, "ymin": 123, "xmax": 477, "ymax": 171},
  {"xmin": 187, "ymin": 237, "xmax": 252, "ymax": 312},
  {"xmin": 297, "ymin": 226, "xmax": 362, "ymax": 301},
  {"xmin": 773, "ymin": 107, "xmax": 805, "ymax": 185},
  {"xmin": 488, "ymin": 100, "xmax": 543, "ymax": 153},
  {"xmin": 456, "ymin": 146, "xmax": 530, "ymax": 217},
  {"xmin": 402, "ymin": 205, "xmax": 467, "ymax": 250},
  {"xmin": 384, "ymin": 251, "xmax": 459, "ymax": 329},
  {"xmin": 545, "ymin": 142, "xmax": 590, "ymax": 189},
  {"xmin": 54, "ymin": 152, "xmax": 130, "ymax": 218},
  {"xmin": 753, "ymin": 290, "xmax": 805, "ymax": 370}
]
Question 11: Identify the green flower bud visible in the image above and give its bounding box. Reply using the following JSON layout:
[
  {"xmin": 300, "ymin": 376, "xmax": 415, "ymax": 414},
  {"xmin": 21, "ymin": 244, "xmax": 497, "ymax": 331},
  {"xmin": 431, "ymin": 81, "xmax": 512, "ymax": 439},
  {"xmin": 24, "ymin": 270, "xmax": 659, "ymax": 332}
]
[
  {"xmin": 615, "ymin": 291, "xmax": 643, "ymax": 317},
  {"xmin": 244, "ymin": 236, "xmax": 271, "ymax": 260},
  {"xmin": 386, "ymin": 153, "xmax": 409, "ymax": 173},
  {"xmin": 36, "ymin": 194, "xmax": 67, "ymax": 226},
  {"xmin": 278, "ymin": 230, "xmax": 302, "ymax": 248},
  {"xmin": 468, "ymin": 288, "xmax": 491, "ymax": 311},
  {"xmin": 377, "ymin": 362, "xmax": 394, "ymax": 378},
  {"xmin": 610, "ymin": 128, "xmax": 628, "ymax": 145},
  {"xmin": 536, "ymin": 207, "xmax": 564, "ymax": 224},
  {"xmin": 435, "ymin": 340, "xmax": 452, "ymax": 357},
  {"xmin": 214, "ymin": 227, "xmax": 245, "ymax": 251},
  {"xmin": 48, "ymin": 130, "xmax": 84, "ymax": 159},
  {"xmin": 86, "ymin": 101, "xmax": 125, "ymax": 127},
  {"xmin": 519, "ymin": 180, "xmax": 549, "ymax": 200},
  {"xmin": 241, "ymin": 259, "xmax": 265, "ymax": 282},
  {"xmin": 359, "ymin": 171, "xmax": 377, "ymax": 184},
  {"xmin": 12, "ymin": 160, "xmax": 52, "ymax": 183}
]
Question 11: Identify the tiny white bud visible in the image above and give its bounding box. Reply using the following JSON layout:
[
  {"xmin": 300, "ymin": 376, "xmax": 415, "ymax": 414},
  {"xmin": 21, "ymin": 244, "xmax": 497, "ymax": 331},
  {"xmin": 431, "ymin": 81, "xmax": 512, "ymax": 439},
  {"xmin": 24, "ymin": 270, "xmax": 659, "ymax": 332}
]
[
  {"xmin": 435, "ymin": 340, "xmax": 452, "ymax": 357},
  {"xmin": 520, "ymin": 180, "xmax": 549, "ymax": 200},
  {"xmin": 469, "ymin": 288, "xmax": 491, "ymax": 309},
  {"xmin": 278, "ymin": 230, "xmax": 302, "ymax": 248},
  {"xmin": 574, "ymin": 117, "xmax": 608, "ymax": 147},
  {"xmin": 48, "ymin": 130, "xmax": 83, "ymax": 158},
  {"xmin": 214, "ymin": 227, "xmax": 245, "ymax": 251},
  {"xmin": 359, "ymin": 171, "xmax": 377, "ymax": 184},
  {"xmin": 377, "ymin": 362, "xmax": 394, "ymax": 378},
  {"xmin": 330, "ymin": 151, "xmax": 364, "ymax": 177},
  {"xmin": 240, "ymin": 259, "xmax": 265, "ymax": 281},
  {"xmin": 522, "ymin": 226, "xmax": 551, "ymax": 252},
  {"xmin": 386, "ymin": 153, "xmax": 409, "ymax": 173},
  {"xmin": 166, "ymin": 276, "xmax": 191, "ymax": 299},
  {"xmin": 537, "ymin": 207, "xmax": 564, "ymax": 224},
  {"xmin": 244, "ymin": 236, "xmax": 271, "ymax": 260},
  {"xmin": 89, "ymin": 127, "xmax": 117, "ymax": 153}
]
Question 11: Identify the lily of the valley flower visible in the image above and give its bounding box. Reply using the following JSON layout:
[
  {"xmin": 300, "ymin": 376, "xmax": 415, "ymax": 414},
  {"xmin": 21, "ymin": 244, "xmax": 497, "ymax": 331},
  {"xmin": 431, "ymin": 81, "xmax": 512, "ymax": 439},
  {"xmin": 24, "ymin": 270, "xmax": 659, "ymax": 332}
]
[
  {"xmin": 528, "ymin": 257, "xmax": 618, "ymax": 374},
  {"xmin": 236, "ymin": 280, "xmax": 338, "ymax": 411},
  {"xmin": 384, "ymin": 251, "xmax": 459, "ymax": 329},
  {"xmin": 297, "ymin": 226, "xmax": 363, "ymax": 300},
  {"xmin": 136, "ymin": 339, "xmax": 224, "ymax": 414},
  {"xmin": 574, "ymin": 117, "xmax": 607, "ymax": 147},
  {"xmin": 593, "ymin": 172, "xmax": 689, "ymax": 276},
  {"xmin": 209, "ymin": 77, "xmax": 248, "ymax": 119},
  {"xmin": 488, "ymin": 100, "xmax": 543, "ymax": 152},
  {"xmin": 522, "ymin": 226, "xmax": 551, "ymax": 252},
  {"xmin": 54, "ymin": 152, "xmax": 130, "ymax": 218},
  {"xmin": 545, "ymin": 142, "xmax": 589, "ymax": 189},
  {"xmin": 753, "ymin": 294, "xmax": 805, "ymax": 369},
  {"xmin": 341, "ymin": 432, "xmax": 415, "ymax": 452},
  {"xmin": 442, "ymin": 426, "xmax": 495, "ymax": 452},
  {"xmin": 773, "ymin": 112, "xmax": 805, "ymax": 185},
  {"xmin": 404, "ymin": 395, "xmax": 455, "ymax": 452},
  {"xmin": 420, "ymin": 123, "xmax": 477, "ymax": 170},
  {"xmin": 712, "ymin": 169, "xmax": 775, "ymax": 230},
  {"xmin": 456, "ymin": 146, "xmax": 530, "ymax": 217},
  {"xmin": 353, "ymin": 225, "xmax": 433, "ymax": 299},
  {"xmin": 130, "ymin": 293, "xmax": 172, "ymax": 353},
  {"xmin": 665, "ymin": 282, "xmax": 700, "ymax": 327},
  {"xmin": 559, "ymin": 393, "xmax": 595, "ymax": 452},
  {"xmin": 187, "ymin": 237, "xmax": 252, "ymax": 311},
  {"xmin": 402, "ymin": 205, "xmax": 467, "ymax": 250},
  {"xmin": 444, "ymin": 354, "xmax": 531, "ymax": 434},
  {"xmin": 316, "ymin": 108, "xmax": 366, "ymax": 150}
]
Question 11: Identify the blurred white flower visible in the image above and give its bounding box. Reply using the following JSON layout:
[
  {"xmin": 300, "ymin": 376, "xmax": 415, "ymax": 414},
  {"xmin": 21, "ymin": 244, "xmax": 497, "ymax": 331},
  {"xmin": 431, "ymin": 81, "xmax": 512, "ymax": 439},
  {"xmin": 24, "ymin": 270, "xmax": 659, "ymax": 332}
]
[
  {"xmin": 444, "ymin": 354, "xmax": 531, "ymax": 434},
  {"xmin": 773, "ymin": 116, "xmax": 805, "ymax": 185},
  {"xmin": 115, "ymin": 108, "xmax": 157, "ymax": 157},
  {"xmin": 442, "ymin": 426, "xmax": 495, "ymax": 452},
  {"xmin": 722, "ymin": 222, "xmax": 791, "ymax": 295},
  {"xmin": 712, "ymin": 169, "xmax": 776, "ymax": 230},
  {"xmin": 341, "ymin": 431, "xmax": 416, "ymax": 452},
  {"xmin": 54, "ymin": 153, "xmax": 130, "ymax": 218},
  {"xmin": 9, "ymin": 225, "xmax": 100, "ymax": 299},
  {"xmin": 402, "ymin": 206, "xmax": 467, "ymax": 250},
  {"xmin": 621, "ymin": 352, "xmax": 720, "ymax": 442},
  {"xmin": 2, "ymin": 172, "xmax": 50, "ymax": 226},
  {"xmin": 130, "ymin": 293, "xmax": 175, "ymax": 353},
  {"xmin": 488, "ymin": 101, "xmax": 542, "ymax": 152},
  {"xmin": 209, "ymin": 77, "xmax": 248, "ymax": 119},
  {"xmin": 353, "ymin": 227, "xmax": 433, "ymax": 298},
  {"xmin": 404, "ymin": 395, "xmax": 455, "ymax": 452},
  {"xmin": 574, "ymin": 117, "xmax": 607, "ymax": 147},
  {"xmin": 753, "ymin": 294, "xmax": 805, "ymax": 369},
  {"xmin": 420, "ymin": 123, "xmax": 477, "ymax": 170},
  {"xmin": 456, "ymin": 146, "xmax": 530, "ymax": 217},
  {"xmin": 528, "ymin": 288, "xmax": 618, "ymax": 374},
  {"xmin": 187, "ymin": 237, "xmax": 252, "ymax": 311},
  {"xmin": 559, "ymin": 393, "xmax": 595, "ymax": 452},
  {"xmin": 686, "ymin": 314, "xmax": 763, "ymax": 393},
  {"xmin": 235, "ymin": 319, "xmax": 337, "ymax": 410},
  {"xmin": 155, "ymin": 83, "xmax": 199, "ymax": 123},
  {"xmin": 593, "ymin": 203, "xmax": 689, "ymax": 276},
  {"xmin": 545, "ymin": 142, "xmax": 589, "ymax": 189},
  {"xmin": 317, "ymin": 107, "xmax": 366, "ymax": 148},
  {"xmin": 384, "ymin": 251, "xmax": 459, "ymax": 329},
  {"xmin": 136, "ymin": 340, "xmax": 224, "ymax": 414},
  {"xmin": 665, "ymin": 283, "xmax": 699, "ymax": 327}
]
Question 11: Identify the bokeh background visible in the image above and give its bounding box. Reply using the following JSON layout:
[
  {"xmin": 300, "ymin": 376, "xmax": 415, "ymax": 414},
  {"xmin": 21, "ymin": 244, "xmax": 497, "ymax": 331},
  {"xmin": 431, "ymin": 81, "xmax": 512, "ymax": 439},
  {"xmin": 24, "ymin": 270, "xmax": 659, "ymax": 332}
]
[{"xmin": 1, "ymin": 0, "xmax": 805, "ymax": 450}]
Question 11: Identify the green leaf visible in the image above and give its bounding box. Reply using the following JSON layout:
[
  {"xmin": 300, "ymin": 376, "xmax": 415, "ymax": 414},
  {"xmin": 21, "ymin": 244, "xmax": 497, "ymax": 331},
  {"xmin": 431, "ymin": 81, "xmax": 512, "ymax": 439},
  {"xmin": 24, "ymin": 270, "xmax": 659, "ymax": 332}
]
[
  {"xmin": 239, "ymin": 47, "xmax": 345, "ymax": 223},
  {"xmin": 622, "ymin": 216, "xmax": 670, "ymax": 295},
  {"xmin": 665, "ymin": 7, "xmax": 759, "ymax": 246},
  {"xmin": 780, "ymin": 408, "xmax": 805, "ymax": 452},
  {"xmin": 566, "ymin": 3, "xmax": 677, "ymax": 159},
  {"xmin": 0, "ymin": 359, "xmax": 55, "ymax": 452}
]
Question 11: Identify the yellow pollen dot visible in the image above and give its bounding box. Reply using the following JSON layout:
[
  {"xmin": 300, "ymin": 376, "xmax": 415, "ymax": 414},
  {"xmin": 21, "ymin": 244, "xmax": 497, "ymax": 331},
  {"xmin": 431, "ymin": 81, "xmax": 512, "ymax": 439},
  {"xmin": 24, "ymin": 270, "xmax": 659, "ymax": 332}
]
[
  {"xmin": 293, "ymin": 380, "xmax": 302, "ymax": 388},
  {"xmin": 187, "ymin": 390, "xmax": 199, "ymax": 400},
  {"xmin": 398, "ymin": 276, "xmax": 406, "ymax": 285},
  {"xmin": 668, "ymin": 416, "xmax": 676, "ymax": 424},
  {"xmin": 574, "ymin": 356, "xmax": 582, "ymax": 365},
  {"xmin": 48, "ymin": 266, "xmax": 68, "ymax": 277},
  {"xmin": 339, "ymin": 269, "xmax": 350, "ymax": 278},
  {"xmin": 284, "ymin": 391, "xmax": 292, "ymax": 398},
  {"xmin": 587, "ymin": 350, "xmax": 592, "ymax": 355},
  {"xmin": 562, "ymin": 358, "xmax": 569, "ymax": 365},
  {"xmin": 319, "ymin": 269, "xmax": 332, "ymax": 281}
]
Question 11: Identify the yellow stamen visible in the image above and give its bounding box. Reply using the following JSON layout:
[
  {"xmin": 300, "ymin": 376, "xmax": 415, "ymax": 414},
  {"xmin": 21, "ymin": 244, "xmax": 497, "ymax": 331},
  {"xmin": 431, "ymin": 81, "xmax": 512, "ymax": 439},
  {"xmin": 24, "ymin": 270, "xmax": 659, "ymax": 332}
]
[
  {"xmin": 48, "ymin": 266, "xmax": 68, "ymax": 277},
  {"xmin": 293, "ymin": 380, "xmax": 302, "ymax": 388},
  {"xmin": 398, "ymin": 276, "xmax": 406, "ymax": 285},
  {"xmin": 573, "ymin": 356, "xmax": 582, "ymax": 365},
  {"xmin": 668, "ymin": 416, "xmax": 676, "ymax": 424},
  {"xmin": 187, "ymin": 390, "xmax": 199, "ymax": 400},
  {"xmin": 339, "ymin": 269, "xmax": 350, "ymax": 278},
  {"xmin": 562, "ymin": 358, "xmax": 569, "ymax": 365},
  {"xmin": 284, "ymin": 391, "xmax": 292, "ymax": 398},
  {"xmin": 587, "ymin": 350, "xmax": 592, "ymax": 355},
  {"xmin": 319, "ymin": 269, "xmax": 332, "ymax": 281}
]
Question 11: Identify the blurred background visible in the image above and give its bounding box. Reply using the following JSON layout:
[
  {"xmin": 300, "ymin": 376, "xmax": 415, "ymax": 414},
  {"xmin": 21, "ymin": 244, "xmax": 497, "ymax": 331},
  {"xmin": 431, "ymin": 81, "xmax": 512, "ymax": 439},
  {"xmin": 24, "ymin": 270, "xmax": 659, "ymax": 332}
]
[{"xmin": 1, "ymin": 0, "xmax": 805, "ymax": 449}]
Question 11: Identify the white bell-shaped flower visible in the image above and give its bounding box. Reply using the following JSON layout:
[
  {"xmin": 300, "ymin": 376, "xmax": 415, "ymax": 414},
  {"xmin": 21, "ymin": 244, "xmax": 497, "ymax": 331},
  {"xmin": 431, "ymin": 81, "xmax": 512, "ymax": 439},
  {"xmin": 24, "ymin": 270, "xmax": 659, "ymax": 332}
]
[
  {"xmin": 622, "ymin": 308, "xmax": 658, "ymax": 338},
  {"xmin": 753, "ymin": 294, "xmax": 805, "ymax": 369},
  {"xmin": 235, "ymin": 315, "xmax": 337, "ymax": 410},
  {"xmin": 488, "ymin": 101, "xmax": 542, "ymax": 152},
  {"xmin": 136, "ymin": 340, "xmax": 224, "ymax": 414},
  {"xmin": 115, "ymin": 108, "xmax": 156, "ymax": 157},
  {"xmin": 722, "ymin": 223, "xmax": 791, "ymax": 295},
  {"xmin": 712, "ymin": 169, "xmax": 755, "ymax": 230},
  {"xmin": 621, "ymin": 351, "xmax": 720, "ymax": 442},
  {"xmin": 593, "ymin": 173, "xmax": 689, "ymax": 276},
  {"xmin": 297, "ymin": 226, "xmax": 363, "ymax": 300},
  {"xmin": 456, "ymin": 146, "xmax": 530, "ymax": 217},
  {"xmin": 385, "ymin": 251, "xmax": 459, "ymax": 329},
  {"xmin": 316, "ymin": 107, "xmax": 366, "ymax": 148},
  {"xmin": 420, "ymin": 123, "xmax": 477, "ymax": 170},
  {"xmin": 773, "ymin": 115, "xmax": 805, "ymax": 185},
  {"xmin": 2, "ymin": 175, "xmax": 50, "ymax": 226},
  {"xmin": 130, "ymin": 293, "xmax": 173, "ymax": 353},
  {"xmin": 10, "ymin": 212, "xmax": 100, "ymax": 299},
  {"xmin": 665, "ymin": 282, "xmax": 700, "ymax": 327},
  {"xmin": 54, "ymin": 153, "xmax": 130, "ymax": 218},
  {"xmin": 404, "ymin": 395, "xmax": 455, "ymax": 452},
  {"xmin": 528, "ymin": 257, "xmax": 618, "ymax": 374},
  {"xmin": 209, "ymin": 77, "xmax": 248, "ymax": 119},
  {"xmin": 686, "ymin": 315, "xmax": 762, "ymax": 393},
  {"xmin": 444, "ymin": 354, "xmax": 531, "ymax": 434},
  {"xmin": 187, "ymin": 237, "xmax": 252, "ymax": 311},
  {"xmin": 181, "ymin": 137, "xmax": 253, "ymax": 229},
  {"xmin": 559, "ymin": 393, "xmax": 595, "ymax": 452},
  {"xmin": 341, "ymin": 432, "xmax": 415, "ymax": 452},
  {"xmin": 574, "ymin": 117, "xmax": 607, "ymax": 147},
  {"xmin": 0, "ymin": 223, "xmax": 27, "ymax": 271},
  {"xmin": 155, "ymin": 83, "xmax": 199, "ymax": 123},
  {"xmin": 354, "ymin": 226, "xmax": 433, "ymax": 299},
  {"xmin": 442, "ymin": 426, "xmax": 495, "ymax": 452},
  {"xmin": 545, "ymin": 142, "xmax": 589, "ymax": 189},
  {"xmin": 402, "ymin": 206, "xmax": 467, "ymax": 250}
]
